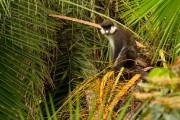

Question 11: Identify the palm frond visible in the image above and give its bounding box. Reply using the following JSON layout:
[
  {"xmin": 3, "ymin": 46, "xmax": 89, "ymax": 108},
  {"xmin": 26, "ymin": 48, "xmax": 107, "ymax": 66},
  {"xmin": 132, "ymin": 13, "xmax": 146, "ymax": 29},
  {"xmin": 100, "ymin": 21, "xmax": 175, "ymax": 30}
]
[
  {"xmin": 0, "ymin": 1, "xmax": 58, "ymax": 119},
  {"xmin": 120, "ymin": 0, "xmax": 180, "ymax": 63}
]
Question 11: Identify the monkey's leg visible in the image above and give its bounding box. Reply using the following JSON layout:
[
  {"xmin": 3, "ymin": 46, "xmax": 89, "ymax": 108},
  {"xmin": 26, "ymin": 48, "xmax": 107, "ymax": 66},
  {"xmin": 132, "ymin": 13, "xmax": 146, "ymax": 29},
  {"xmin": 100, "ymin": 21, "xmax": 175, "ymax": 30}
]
[
  {"xmin": 125, "ymin": 47, "xmax": 137, "ymax": 68},
  {"xmin": 127, "ymin": 48, "xmax": 147, "ymax": 77},
  {"xmin": 126, "ymin": 48, "xmax": 148, "ymax": 77}
]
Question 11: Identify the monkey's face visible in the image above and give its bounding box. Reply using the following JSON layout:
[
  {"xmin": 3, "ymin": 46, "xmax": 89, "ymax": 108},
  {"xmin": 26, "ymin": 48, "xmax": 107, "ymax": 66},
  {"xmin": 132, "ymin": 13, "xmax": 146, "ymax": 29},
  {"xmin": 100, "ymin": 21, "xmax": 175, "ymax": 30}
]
[{"xmin": 100, "ymin": 20, "xmax": 117, "ymax": 35}]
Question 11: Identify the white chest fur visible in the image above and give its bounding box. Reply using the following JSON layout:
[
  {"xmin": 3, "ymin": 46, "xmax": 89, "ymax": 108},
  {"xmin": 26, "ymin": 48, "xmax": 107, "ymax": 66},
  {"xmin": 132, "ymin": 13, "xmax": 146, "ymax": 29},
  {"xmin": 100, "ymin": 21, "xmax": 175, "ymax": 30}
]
[{"xmin": 105, "ymin": 35, "xmax": 115, "ymax": 51}]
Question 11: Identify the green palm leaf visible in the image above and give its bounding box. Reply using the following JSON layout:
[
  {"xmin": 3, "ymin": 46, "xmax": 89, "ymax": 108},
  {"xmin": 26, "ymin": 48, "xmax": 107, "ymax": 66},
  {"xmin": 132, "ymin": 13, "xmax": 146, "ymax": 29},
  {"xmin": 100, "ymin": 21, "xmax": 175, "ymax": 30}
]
[
  {"xmin": 0, "ymin": 1, "xmax": 57, "ymax": 119},
  {"xmin": 120, "ymin": 0, "xmax": 180, "ymax": 63}
]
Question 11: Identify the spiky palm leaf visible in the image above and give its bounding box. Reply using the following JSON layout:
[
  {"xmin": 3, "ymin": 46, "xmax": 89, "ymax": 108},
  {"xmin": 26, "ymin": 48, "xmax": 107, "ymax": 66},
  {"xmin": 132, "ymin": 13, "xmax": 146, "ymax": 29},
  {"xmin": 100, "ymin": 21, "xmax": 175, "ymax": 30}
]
[
  {"xmin": 0, "ymin": 0, "xmax": 109, "ymax": 119},
  {"xmin": 0, "ymin": 1, "xmax": 58, "ymax": 119},
  {"xmin": 119, "ymin": 0, "xmax": 180, "ymax": 63}
]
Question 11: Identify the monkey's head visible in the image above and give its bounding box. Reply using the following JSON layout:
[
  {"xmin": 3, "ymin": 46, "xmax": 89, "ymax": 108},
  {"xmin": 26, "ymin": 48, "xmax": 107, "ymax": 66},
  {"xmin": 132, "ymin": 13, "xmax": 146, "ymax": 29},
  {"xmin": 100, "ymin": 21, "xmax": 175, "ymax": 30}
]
[{"xmin": 100, "ymin": 20, "xmax": 117, "ymax": 35}]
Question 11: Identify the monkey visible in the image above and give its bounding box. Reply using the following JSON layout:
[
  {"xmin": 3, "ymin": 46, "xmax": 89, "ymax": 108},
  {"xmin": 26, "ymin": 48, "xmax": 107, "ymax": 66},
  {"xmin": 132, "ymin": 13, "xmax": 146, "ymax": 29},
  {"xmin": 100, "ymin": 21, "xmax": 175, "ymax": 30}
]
[{"xmin": 100, "ymin": 19, "xmax": 147, "ymax": 76}]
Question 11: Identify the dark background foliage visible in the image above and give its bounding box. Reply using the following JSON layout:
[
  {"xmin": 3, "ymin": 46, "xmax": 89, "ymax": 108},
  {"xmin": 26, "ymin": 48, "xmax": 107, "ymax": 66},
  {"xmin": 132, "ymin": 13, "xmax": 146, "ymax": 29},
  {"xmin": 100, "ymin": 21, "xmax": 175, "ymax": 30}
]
[{"xmin": 0, "ymin": 0, "xmax": 179, "ymax": 119}]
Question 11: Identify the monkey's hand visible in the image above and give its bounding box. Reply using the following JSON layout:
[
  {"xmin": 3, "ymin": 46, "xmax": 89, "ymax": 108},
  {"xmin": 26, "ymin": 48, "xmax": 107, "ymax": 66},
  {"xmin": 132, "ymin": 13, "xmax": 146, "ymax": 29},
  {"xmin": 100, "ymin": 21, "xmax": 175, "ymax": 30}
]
[
  {"xmin": 111, "ymin": 47, "xmax": 127, "ymax": 71},
  {"xmin": 104, "ymin": 67, "xmax": 115, "ymax": 73}
]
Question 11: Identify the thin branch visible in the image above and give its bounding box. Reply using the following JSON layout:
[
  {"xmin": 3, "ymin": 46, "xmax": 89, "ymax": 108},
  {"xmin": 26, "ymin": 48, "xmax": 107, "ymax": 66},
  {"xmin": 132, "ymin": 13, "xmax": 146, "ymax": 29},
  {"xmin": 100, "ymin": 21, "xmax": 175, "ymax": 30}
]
[{"xmin": 48, "ymin": 14, "xmax": 145, "ymax": 48}]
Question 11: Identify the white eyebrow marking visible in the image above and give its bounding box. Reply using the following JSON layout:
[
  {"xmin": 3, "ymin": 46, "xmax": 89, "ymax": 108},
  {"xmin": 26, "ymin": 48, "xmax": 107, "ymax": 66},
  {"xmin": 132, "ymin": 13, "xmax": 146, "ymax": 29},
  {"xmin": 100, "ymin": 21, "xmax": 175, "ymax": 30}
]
[{"xmin": 110, "ymin": 26, "xmax": 117, "ymax": 34}]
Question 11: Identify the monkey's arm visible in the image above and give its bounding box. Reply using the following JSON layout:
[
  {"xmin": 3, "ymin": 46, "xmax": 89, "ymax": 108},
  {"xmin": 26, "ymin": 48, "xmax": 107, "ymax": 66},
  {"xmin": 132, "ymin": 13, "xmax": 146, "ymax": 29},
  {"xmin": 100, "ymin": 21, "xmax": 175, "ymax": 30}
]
[{"xmin": 111, "ymin": 47, "xmax": 127, "ymax": 70}]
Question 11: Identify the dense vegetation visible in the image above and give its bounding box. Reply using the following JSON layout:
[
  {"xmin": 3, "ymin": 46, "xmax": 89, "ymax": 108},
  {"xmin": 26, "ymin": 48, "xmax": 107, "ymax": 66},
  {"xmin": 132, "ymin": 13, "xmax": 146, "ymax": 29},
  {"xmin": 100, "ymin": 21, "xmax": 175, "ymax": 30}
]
[{"xmin": 0, "ymin": 0, "xmax": 180, "ymax": 119}]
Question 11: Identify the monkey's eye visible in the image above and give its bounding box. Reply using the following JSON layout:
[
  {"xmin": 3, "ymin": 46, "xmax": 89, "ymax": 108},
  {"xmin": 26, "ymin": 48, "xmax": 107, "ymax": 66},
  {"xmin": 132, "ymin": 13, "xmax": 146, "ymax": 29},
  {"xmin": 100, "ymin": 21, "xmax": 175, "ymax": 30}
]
[
  {"xmin": 107, "ymin": 25, "xmax": 112, "ymax": 28},
  {"xmin": 102, "ymin": 25, "xmax": 111, "ymax": 29}
]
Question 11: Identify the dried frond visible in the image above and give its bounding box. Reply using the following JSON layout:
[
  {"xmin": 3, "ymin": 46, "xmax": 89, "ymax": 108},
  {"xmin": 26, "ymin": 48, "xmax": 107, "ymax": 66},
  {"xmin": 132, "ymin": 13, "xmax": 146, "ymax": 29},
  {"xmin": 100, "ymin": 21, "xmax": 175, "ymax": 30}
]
[
  {"xmin": 134, "ymin": 92, "xmax": 161, "ymax": 100},
  {"xmin": 147, "ymin": 77, "xmax": 180, "ymax": 85},
  {"xmin": 152, "ymin": 96, "xmax": 180, "ymax": 109}
]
